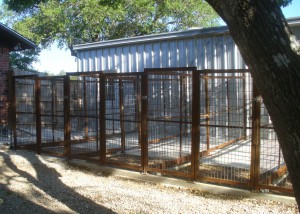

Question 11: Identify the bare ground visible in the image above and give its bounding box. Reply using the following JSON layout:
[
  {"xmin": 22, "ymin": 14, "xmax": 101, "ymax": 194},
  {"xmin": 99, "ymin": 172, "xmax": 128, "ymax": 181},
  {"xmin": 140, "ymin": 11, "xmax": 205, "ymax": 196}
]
[{"xmin": 0, "ymin": 145, "xmax": 298, "ymax": 214}]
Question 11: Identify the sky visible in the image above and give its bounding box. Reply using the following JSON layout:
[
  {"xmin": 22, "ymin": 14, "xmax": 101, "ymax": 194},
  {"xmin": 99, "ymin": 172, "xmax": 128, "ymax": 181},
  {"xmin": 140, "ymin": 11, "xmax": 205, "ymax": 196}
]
[
  {"xmin": 32, "ymin": 44, "xmax": 77, "ymax": 74},
  {"xmin": 2, "ymin": 0, "xmax": 300, "ymax": 74}
]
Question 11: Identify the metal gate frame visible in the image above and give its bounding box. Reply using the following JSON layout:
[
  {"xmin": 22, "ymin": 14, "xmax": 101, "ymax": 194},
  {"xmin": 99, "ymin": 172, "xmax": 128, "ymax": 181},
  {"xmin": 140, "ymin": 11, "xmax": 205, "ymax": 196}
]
[{"xmin": 11, "ymin": 68, "xmax": 293, "ymax": 194}]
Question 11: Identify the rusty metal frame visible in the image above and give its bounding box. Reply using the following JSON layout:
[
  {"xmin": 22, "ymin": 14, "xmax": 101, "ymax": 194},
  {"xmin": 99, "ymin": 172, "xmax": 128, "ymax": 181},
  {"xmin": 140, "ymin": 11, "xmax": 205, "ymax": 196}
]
[{"xmin": 10, "ymin": 68, "xmax": 293, "ymax": 195}]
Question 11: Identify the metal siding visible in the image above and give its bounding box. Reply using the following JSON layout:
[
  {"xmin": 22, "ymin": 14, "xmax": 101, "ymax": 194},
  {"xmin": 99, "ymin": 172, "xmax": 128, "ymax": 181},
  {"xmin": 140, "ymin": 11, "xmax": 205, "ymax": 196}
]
[
  {"xmin": 83, "ymin": 51, "xmax": 89, "ymax": 72},
  {"xmin": 121, "ymin": 46, "xmax": 129, "ymax": 73},
  {"xmin": 215, "ymin": 37, "xmax": 224, "ymax": 69},
  {"xmin": 144, "ymin": 43, "xmax": 152, "ymax": 69},
  {"xmin": 75, "ymin": 21, "xmax": 300, "ymax": 72},
  {"xmin": 108, "ymin": 48, "xmax": 114, "ymax": 71},
  {"xmin": 153, "ymin": 42, "xmax": 161, "ymax": 68},
  {"xmin": 293, "ymin": 26, "xmax": 300, "ymax": 41},
  {"xmin": 115, "ymin": 47, "xmax": 122, "ymax": 73},
  {"xmin": 102, "ymin": 48, "xmax": 109, "ymax": 70},
  {"xmin": 178, "ymin": 40, "xmax": 186, "ymax": 67},
  {"xmin": 77, "ymin": 52, "xmax": 83, "ymax": 72},
  {"xmin": 169, "ymin": 41, "xmax": 177, "ymax": 67},
  {"xmin": 137, "ymin": 44, "xmax": 144, "ymax": 72},
  {"xmin": 204, "ymin": 38, "xmax": 213, "ymax": 69},
  {"xmin": 161, "ymin": 42, "xmax": 168, "ymax": 68},
  {"xmin": 187, "ymin": 39, "xmax": 196, "ymax": 67},
  {"xmin": 90, "ymin": 50, "xmax": 96, "ymax": 71},
  {"xmin": 75, "ymin": 32, "xmax": 250, "ymax": 72},
  {"xmin": 130, "ymin": 45, "xmax": 137, "ymax": 72},
  {"xmin": 197, "ymin": 38, "xmax": 204, "ymax": 70},
  {"xmin": 225, "ymin": 37, "xmax": 235, "ymax": 69}
]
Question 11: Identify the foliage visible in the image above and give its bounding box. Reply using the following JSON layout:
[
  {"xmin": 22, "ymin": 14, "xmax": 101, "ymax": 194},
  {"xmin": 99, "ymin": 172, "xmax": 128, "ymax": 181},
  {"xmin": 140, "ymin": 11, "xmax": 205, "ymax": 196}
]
[
  {"xmin": 3, "ymin": 0, "xmax": 45, "ymax": 13},
  {"xmin": 3, "ymin": 0, "xmax": 219, "ymax": 50},
  {"xmin": 277, "ymin": 0, "xmax": 292, "ymax": 7},
  {"xmin": 0, "ymin": 2, "xmax": 19, "ymax": 27},
  {"xmin": 9, "ymin": 49, "xmax": 40, "ymax": 72}
]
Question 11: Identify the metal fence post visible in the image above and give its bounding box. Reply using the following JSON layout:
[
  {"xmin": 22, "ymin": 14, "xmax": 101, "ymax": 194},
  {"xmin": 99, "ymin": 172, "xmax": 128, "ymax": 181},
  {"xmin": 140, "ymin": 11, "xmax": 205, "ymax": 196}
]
[
  {"xmin": 11, "ymin": 76, "xmax": 17, "ymax": 150},
  {"xmin": 35, "ymin": 77, "xmax": 41, "ymax": 154},
  {"xmin": 250, "ymin": 80, "xmax": 261, "ymax": 190},
  {"xmin": 119, "ymin": 79, "xmax": 125, "ymax": 152},
  {"xmin": 191, "ymin": 69, "xmax": 200, "ymax": 180},
  {"xmin": 64, "ymin": 75, "xmax": 71, "ymax": 159},
  {"xmin": 99, "ymin": 73, "xmax": 106, "ymax": 165},
  {"xmin": 141, "ymin": 71, "xmax": 148, "ymax": 173}
]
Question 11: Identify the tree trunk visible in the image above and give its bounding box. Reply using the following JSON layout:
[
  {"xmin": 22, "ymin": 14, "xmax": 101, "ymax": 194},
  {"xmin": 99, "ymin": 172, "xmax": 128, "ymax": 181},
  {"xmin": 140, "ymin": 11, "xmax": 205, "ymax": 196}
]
[{"xmin": 206, "ymin": 0, "xmax": 300, "ymax": 209}]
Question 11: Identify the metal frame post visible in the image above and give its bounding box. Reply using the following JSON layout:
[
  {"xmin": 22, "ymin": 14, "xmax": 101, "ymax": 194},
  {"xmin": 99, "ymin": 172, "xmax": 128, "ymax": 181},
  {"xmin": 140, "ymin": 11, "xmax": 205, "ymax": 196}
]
[
  {"xmin": 250, "ymin": 80, "xmax": 261, "ymax": 190},
  {"xmin": 99, "ymin": 73, "xmax": 106, "ymax": 165},
  {"xmin": 191, "ymin": 70, "xmax": 200, "ymax": 179},
  {"xmin": 64, "ymin": 75, "xmax": 71, "ymax": 158},
  {"xmin": 141, "ymin": 72, "xmax": 148, "ymax": 173},
  {"xmin": 35, "ymin": 77, "xmax": 41, "ymax": 154}
]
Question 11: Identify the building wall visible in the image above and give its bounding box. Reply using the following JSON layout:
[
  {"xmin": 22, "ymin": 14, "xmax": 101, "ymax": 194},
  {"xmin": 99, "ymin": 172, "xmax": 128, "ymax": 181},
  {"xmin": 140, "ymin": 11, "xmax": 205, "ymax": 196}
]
[
  {"xmin": 76, "ymin": 31, "xmax": 247, "ymax": 73},
  {"xmin": 0, "ymin": 46, "xmax": 10, "ymax": 124},
  {"xmin": 75, "ymin": 24, "xmax": 300, "ymax": 73}
]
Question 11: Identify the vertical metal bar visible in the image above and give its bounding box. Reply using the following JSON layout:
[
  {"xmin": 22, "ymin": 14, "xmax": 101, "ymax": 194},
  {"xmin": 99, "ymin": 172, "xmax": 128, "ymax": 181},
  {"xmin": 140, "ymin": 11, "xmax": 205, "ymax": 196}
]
[
  {"xmin": 7, "ymin": 70, "xmax": 13, "ymax": 149},
  {"xmin": 179, "ymin": 75, "xmax": 183, "ymax": 158},
  {"xmin": 83, "ymin": 77, "xmax": 88, "ymax": 139},
  {"xmin": 35, "ymin": 77, "xmax": 41, "ymax": 155},
  {"xmin": 12, "ymin": 76, "xmax": 17, "ymax": 149},
  {"xmin": 205, "ymin": 74, "xmax": 210, "ymax": 151},
  {"xmin": 141, "ymin": 72, "xmax": 148, "ymax": 173},
  {"xmin": 95, "ymin": 77, "xmax": 99, "ymax": 151},
  {"xmin": 119, "ymin": 79, "xmax": 125, "ymax": 152},
  {"xmin": 226, "ymin": 77, "xmax": 230, "ymax": 139},
  {"xmin": 99, "ymin": 73, "xmax": 106, "ymax": 164},
  {"xmin": 136, "ymin": 76, "xmax": 142, "ymax": 147},
  {"xmin": 191, "ymin": 70, "xmax": 200, "ymax": 180},
  {"xmin": 162, "ymin": 78, "xmax": 166, "ymax": 139},
  {"xmin": 243, "ymin": 73, "xmax": 247, "ymax": 138},
  {"xmin": 64, "ymin": 75, "xmax": 71, "ymax": 159},
  {"xmin": 51, "ymin": 79, "xmax": 55, "ymax": 143},
  {"xmin": 250, "ymin": 80, "xmax": 261, "ymax": 190},
  {"xmin": 111, "ymin": 79, "xmax": 115, "ymax": 134}
]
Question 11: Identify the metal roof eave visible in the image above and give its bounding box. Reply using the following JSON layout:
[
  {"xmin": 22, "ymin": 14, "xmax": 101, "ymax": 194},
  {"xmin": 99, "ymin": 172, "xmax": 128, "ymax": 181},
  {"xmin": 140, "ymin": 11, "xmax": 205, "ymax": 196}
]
[
  {"xmin": 73, "ymin": 26, "xmax": 229, "ymax": 51},
  {"xmin": 287, "ymin": 16, "xmax": 300, "ymax": 27},
  {"xmin": 0, "ymin": 22, "xmax": 36, "ymax": 50}
]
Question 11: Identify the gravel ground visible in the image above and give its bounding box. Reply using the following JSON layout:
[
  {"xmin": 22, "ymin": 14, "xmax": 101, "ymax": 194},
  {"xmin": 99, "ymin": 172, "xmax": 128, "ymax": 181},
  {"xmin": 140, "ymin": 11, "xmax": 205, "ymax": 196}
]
[{"xmin": 0, "ymin": 146, "xmax": 298, "ymax": 214}]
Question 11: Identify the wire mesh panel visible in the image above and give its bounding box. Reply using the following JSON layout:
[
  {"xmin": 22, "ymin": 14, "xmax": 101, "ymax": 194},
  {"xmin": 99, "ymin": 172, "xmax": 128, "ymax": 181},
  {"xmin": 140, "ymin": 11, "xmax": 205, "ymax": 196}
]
[
  {"xmin": 10, "ymin": 68, "xmax": 293, "ymax": 195},
  {"xmin": 0, "ymin": 121, "xmax": 10, "ymax": 144},
  {"xmin": 258, "ymin": 102, "xmax": 292, "ymax": 191},
  {"xmin": 198, "ymin": 71, "xmax": 252, "ymax": 185},
  {"xmin": 104, "ymin": 73, "xmax": 142, "ymax": 170},
  {"xmin": 145, "ymin": 68, "xmax": 194, "ymax": 178},
  {"xmin": 13, "ymin": 76, "xmax": 37, "ymax": 149},
  {"xmin": 39, "ymin": 77, "xmax": 65, "ymax": 156},
  {"xmin": 0, "ymin": 97, "xmax": 10, "ymax": 145},
  {"xmin": 68, "ymin": 73, "xmax": 101, "ymax": 161}
]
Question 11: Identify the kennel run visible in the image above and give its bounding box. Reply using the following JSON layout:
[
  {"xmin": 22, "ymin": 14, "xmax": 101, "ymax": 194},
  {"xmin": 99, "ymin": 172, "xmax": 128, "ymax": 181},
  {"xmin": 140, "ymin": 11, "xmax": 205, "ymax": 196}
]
[{"xmin": 11, "ymin": 67, "xmax": 292, "ymax": 194}]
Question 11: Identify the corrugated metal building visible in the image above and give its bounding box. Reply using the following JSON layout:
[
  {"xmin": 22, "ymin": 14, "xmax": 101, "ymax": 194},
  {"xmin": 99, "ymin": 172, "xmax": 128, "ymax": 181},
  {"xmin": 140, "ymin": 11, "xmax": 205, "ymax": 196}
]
[{"xmin": 73, "ymin": 17, "xmax": 300, "ymax": 73}]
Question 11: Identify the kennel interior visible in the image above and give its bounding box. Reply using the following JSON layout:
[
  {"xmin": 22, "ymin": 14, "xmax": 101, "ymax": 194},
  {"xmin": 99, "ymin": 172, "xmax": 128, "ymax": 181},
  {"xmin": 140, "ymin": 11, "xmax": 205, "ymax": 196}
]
[{"xmin": 11, "ymin": 68, "xmax": 292, "ymax": 193}]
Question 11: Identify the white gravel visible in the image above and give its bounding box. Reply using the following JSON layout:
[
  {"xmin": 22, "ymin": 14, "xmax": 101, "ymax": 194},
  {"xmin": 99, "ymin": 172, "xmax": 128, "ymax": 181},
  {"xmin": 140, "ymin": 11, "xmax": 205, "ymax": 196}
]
[{"xmin": 0, "ymin": 146, "xmax": 298, "ymax": 214}]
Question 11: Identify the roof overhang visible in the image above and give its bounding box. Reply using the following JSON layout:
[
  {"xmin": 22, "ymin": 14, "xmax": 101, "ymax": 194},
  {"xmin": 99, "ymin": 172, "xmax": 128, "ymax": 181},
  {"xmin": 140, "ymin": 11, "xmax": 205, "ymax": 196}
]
[
  {"xmin": 73, "ymin": 26, "xmax": 229, "ymax": 52},
  {"xmin": 72, "ymin": 16, "xmax": 300, "ymax": 54},
  {"xmin": 0, "ymin": 23, "xmax": 36, "ymax": 51},
  {"xmin": 287, "ymin": 16, "xmax": 300, "ymax": 27}
]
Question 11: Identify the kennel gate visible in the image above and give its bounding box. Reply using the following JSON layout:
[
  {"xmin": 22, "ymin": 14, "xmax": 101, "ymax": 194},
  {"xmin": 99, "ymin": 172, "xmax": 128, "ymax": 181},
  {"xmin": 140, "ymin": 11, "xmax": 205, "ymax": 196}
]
[{"xmin": 11, "ymin": 69, "xmax": 292, "ymax": 194}]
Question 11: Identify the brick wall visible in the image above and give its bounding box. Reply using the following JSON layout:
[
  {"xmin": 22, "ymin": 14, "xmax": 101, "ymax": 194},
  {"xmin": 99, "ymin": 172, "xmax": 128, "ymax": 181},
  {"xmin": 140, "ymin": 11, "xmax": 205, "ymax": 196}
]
[{"xmin": 0, "ymin": 47, "xmax": 10, "ymax": 124}]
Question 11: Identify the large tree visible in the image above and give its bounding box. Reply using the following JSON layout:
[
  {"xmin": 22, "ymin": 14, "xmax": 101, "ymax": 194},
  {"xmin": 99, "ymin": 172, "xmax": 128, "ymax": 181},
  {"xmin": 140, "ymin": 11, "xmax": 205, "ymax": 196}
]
[
  {"xmin": 3, "ymin": 0, "xmax": 219, "ymax": 50},
  {"xmin": 206, "ymin": 0, "xmax": 300, "ymax": 209}
]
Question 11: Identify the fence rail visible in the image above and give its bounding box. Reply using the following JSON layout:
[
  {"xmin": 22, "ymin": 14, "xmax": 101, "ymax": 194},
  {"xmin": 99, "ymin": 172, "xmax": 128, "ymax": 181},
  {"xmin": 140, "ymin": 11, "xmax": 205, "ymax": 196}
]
[{"xmin": 9, "ymin": 68, "xmax": 292, "ymax": 194}]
